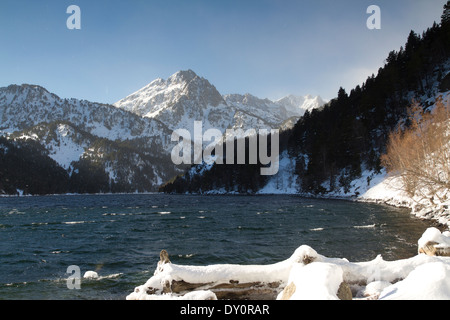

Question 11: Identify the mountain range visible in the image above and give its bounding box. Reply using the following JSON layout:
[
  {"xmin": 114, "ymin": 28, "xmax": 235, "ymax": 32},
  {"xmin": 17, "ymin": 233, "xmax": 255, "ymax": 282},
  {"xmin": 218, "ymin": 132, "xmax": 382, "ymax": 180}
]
[
  {"xmin": 114, "ymin": 69, "xmax": 325, "ymax": 134},
  {"xmin": 0, "ymin": 70, "xmax": 325, "ymax": 195}
]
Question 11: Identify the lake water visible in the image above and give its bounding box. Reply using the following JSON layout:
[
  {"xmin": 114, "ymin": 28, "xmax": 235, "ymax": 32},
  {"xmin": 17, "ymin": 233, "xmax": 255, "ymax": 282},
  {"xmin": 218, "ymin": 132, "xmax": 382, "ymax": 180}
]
[{"xmin": 0, "ymin": 194, "xmax": 433, "ymax": 300}]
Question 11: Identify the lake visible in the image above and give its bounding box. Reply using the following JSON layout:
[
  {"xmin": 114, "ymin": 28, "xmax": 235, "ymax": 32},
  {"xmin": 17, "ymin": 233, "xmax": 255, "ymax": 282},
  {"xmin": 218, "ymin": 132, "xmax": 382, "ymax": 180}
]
[{"xmin": 0, "ymin": 194, "xmax": 433, "ymax": 300}]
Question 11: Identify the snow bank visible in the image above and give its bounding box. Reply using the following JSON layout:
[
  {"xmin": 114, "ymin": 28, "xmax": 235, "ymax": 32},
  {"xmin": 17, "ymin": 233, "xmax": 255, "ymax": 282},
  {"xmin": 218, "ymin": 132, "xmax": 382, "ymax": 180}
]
[
  {"xmin": 278, "ymin": 244, "xmax": 450, "ymax": 300},
  {"xmin": 379, "ymin": 262, "xmax": 450, "ymax": 300},
  {"xmin": 359, "ymin": 171, "xmax": 412, "ymax": 207},
  {"xmin": 127, "ymin": 228, "xmax": 450, "ymax": 300}
]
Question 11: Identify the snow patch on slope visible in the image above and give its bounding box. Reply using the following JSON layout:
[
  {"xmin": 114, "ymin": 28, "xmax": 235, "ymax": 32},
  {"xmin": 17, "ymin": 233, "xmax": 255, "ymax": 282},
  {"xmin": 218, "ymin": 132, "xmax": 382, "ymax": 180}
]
[
  {"xmin": 258, "ymin": 151, "xmax": 299, "ymax": 194},
  {"xmin": 49, "ymin": 124, "xmax": 87, "ymax": 170}
]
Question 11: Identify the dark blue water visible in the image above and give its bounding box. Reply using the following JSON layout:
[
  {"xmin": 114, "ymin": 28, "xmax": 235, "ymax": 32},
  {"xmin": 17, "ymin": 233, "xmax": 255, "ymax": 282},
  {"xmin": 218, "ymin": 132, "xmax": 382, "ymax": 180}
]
[{"xmin": 0, "ymin": 194, "xmax": 432, "ymax": 300}]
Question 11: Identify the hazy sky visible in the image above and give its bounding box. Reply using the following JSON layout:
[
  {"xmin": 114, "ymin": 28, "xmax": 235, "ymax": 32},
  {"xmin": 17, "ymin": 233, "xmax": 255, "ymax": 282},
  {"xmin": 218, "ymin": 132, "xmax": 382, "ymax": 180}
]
[{"xmin": 0, "ymin": 0, "xmax": 447, "ymax": 103}]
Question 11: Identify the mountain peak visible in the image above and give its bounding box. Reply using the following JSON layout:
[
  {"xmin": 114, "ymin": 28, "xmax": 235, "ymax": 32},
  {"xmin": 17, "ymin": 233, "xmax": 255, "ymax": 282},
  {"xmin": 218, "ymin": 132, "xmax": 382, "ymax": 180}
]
[
  {"xmin": 0, "ymin": 84, "xmax": 59, "ymax": 106},
  {"xmin": 168, "ymin": 69, "xmax": 199, "ymax": 84},
  {"xmin": 275, "ymin": 94, "xmax": 326, "ymax": 118},
  {"xmin": 173, "ymin": 69, "xmax": 197, "ymax": 77},
  {"xmin": 3, "ymin": 83, "xmax": 50, "ymax": 95},
  {"xmin": 114, "ymin": 69, "xmax": 225, "ymax": 119},
  {"xmin": 113, "ymin": 70, "xmax": 326, "ymax": 133}
]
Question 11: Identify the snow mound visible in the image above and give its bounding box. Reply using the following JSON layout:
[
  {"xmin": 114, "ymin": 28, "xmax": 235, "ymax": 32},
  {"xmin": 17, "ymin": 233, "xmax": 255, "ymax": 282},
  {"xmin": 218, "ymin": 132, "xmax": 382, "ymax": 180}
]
[
  {"xmin": 279, "ymin": 262, "xmax": 344, "ymax": 300},
  {"xmin": 379, "ymin": 262, "xmax": 450, "ymax": 300},
  {"xmin": 279, "ymin": 247, "xmax": 450, "ymax": 300},
  {"xmin": 418, "ymin": 227, "xmax": 450, "ymax": 249},
  {"xmin": 83, "ymin": 271, "xmax": 99, "ymax": 279}
]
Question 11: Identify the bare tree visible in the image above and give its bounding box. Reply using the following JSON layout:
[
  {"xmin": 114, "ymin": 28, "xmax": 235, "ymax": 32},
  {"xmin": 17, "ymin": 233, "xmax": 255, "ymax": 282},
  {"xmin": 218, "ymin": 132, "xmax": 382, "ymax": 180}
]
[{"xmin": 381, "ymin": 97, "xmax": 450, "ymax": 205}]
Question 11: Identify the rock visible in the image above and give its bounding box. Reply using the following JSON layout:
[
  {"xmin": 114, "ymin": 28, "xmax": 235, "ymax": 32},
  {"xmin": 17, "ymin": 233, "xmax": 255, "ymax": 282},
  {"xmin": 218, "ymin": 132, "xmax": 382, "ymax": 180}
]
[
  {"xmin": 279, "ymin": 282, "xmax": 296, "ymax": 300},
  {"xmin": 211, "ymin": 281, "xmax": 281, "ymax": 300},
  {"xmin": 419, "ymin": 241, "xmax": 450, "ymax": 257},
  {"xmin": 156, "ymin": 249, "xmax": 171, "ymax": 274},
  {"xmin": 279, "ymin": 280, "xmax": 352, "ymax": 300},
  {"xmin": 214, "ymin": 287, "xmax": 276, "ymax": 300},
  {"xmin": 302, "ymin": 255, "xmax": 316, "ymax": 265},
  {"xmin": 435, "ymin": 245, "xmax": 450, "ymax": 257},
  {"xmin": 418, "ymin": 228, "xmax": 450, "ymax": 256},
  {"xmin": 419, "ymin": 241, "xmax": 440, "ymax": 256},
  {"xmin": 337, "ymin": 282, "xmax": 352, "ymax": 300},
  {"xmin": 160, "ymin": 249, "xmax": 171, "ymax": 264}
]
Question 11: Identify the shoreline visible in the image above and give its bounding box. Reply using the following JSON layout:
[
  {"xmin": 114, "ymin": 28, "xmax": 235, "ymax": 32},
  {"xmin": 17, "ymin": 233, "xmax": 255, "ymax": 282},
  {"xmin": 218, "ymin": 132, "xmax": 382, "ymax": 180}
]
[{"xmin": 2, "ymin": 175, "xmax": 449, "ymax": 228}]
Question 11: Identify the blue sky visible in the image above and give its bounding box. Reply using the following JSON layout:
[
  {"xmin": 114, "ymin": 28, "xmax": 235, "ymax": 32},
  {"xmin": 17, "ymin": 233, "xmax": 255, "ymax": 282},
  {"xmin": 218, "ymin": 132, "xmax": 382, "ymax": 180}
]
[{"xmin": 0, "ymin": 0, "xmax": 447, "ymax": 103}]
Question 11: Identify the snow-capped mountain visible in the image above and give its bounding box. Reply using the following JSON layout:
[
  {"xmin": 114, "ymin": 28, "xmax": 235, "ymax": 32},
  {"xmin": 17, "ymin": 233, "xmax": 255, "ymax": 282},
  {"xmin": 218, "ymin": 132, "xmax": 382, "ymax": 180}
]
[
  {"xmin": 115, "ymin": 70, "xmax": 325, "ymax": 134},
  {"xmin": 0, "ymin": 84, "xmax": 179, "ymax": 192},
  {"xmin": 0, "ymin": 70, "xmax": 324, "ymax": 194},
  {"xmin": 114, "ymin": 70, "xmax": 233, "ymax": 135},
  {"xmin": 114, "ymin": 70, "xmax": 225, "ymax": 118},
  {"xmin": 0, "ymin": 84, "xmax": 171, "ymax": 144},
  {"xmin": 275, "ymin": 94, "xmax": 327, "ymax": 117}
]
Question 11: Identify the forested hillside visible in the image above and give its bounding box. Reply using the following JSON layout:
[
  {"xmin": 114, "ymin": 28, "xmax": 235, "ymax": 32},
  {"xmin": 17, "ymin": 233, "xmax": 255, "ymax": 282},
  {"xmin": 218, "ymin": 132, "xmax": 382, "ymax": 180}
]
[
  {"xmin": 289, "ymin": 11, "xmax": 450, "ymax": 195},
  {"xmin": 0, "ymin": 137, "xmax": 69, "ymax": 195},
  {"xmin": 161, "ymin": 3, "xmax": 450, "ymax": 195}
]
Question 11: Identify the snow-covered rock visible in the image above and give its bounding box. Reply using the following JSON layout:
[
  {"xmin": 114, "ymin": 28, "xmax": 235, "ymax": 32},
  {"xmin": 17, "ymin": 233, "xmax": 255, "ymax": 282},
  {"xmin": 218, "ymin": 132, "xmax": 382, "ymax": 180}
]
[
  {"xmin": 83, "ymin": 271, "xmax": 99, "ymax": 279},
  {"xmin": 279, "ymin": 242, "xmax": 450, "ymax": 300},
  {"xmin": 417, "ymin": 227, "xmax": 450, "ymax": 256}
]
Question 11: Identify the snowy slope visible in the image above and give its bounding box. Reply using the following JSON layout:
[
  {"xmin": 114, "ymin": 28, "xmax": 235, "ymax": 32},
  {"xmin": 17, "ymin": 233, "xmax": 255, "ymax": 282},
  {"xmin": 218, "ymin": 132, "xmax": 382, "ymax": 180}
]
[
  {"xmin": 257, "ymin": 151, "xmax": 299, "ymax": 194},
  {"xmin": 14, "ymin": 123, "xmax": 89, "ymax": 170}
]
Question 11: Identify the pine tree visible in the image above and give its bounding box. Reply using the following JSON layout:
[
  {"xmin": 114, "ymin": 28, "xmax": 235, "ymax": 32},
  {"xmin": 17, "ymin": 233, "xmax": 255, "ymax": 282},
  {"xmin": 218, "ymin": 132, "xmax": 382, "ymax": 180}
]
[{"xmin": 442, "ymin": 1, "xmax": 450, "ymax": 26}]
